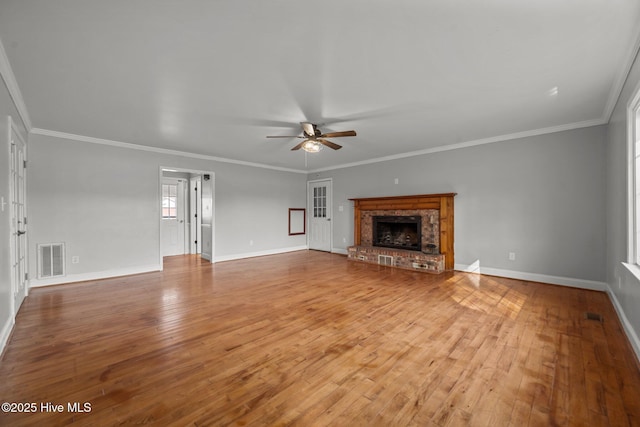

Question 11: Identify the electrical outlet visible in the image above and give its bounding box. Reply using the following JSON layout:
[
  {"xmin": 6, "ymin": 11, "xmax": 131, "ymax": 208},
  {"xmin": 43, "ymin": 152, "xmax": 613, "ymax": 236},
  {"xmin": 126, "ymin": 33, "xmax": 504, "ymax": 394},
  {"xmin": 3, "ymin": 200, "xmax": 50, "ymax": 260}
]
[
  {"xmin": 508, "ymin": 252, "xmax": 516, "ymax": 261},
  {"xmin": 343, "ymin": 237, "xmax": 346, "ymax": 244},
  {"xmin": 71, "ymin": 256, "xmax": 80, "ymax": 264},
  {"xmin": 338, "ymin": 205, "xmax": 344, "ymax": 212},
  {"xmin": 394, "ymin": 178, "xmax": 399, "ymax": 185},
  {"xmin": 249, "ymin": 240, "xmax": 254, "ymax": 246}
]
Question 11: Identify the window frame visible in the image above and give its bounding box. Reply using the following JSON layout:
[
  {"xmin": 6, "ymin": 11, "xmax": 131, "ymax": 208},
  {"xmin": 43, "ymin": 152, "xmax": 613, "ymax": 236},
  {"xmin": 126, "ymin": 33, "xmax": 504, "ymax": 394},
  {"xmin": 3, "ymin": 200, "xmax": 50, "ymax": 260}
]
[{"xmin": 627, "ymin": 80, "xmax": 640, "ymax": 269}]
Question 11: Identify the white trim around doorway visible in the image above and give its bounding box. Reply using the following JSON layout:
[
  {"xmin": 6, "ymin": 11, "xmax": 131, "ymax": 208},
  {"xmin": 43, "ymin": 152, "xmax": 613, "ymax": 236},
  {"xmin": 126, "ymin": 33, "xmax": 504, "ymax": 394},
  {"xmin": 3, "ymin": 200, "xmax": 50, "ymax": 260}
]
[{"xmin": 159, "ymin": 167, "xmax": 215, "ymax": 269}]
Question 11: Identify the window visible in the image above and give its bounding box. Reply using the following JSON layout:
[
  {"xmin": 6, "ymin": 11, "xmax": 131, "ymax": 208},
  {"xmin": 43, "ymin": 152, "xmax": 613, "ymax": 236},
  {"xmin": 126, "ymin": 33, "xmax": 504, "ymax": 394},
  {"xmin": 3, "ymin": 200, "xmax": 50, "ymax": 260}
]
[
  {"xmin": 162, "ymin": 184, "xmax": 177, "ymax": 218},
  {"xmin": 635, "ymin": 105, "xmax": 640, "ymax": 264},
  {"xmin": 629, "ymin": 82, "xmax": 640, "ymax": 265}
]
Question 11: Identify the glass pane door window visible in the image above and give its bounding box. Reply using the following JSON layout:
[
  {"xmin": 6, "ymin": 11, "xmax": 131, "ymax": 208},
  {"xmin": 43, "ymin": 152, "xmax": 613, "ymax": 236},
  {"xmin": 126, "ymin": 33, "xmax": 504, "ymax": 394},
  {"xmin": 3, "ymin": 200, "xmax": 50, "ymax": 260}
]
[
  {"xmin": 313, "ymin": 186, "xmax": 327, "ymax": 218},
  {"xmin": 162, "ymin": 184, "xmax": 178, "ymax": 218}
]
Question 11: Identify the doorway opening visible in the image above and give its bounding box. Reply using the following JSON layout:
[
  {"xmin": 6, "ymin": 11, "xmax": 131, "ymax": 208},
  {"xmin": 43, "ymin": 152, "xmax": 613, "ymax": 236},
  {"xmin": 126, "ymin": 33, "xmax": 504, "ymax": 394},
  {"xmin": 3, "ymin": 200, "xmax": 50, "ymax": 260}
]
[{"xmin": 160, "ymin": 167, "xmax": 215, "ymax": 267}]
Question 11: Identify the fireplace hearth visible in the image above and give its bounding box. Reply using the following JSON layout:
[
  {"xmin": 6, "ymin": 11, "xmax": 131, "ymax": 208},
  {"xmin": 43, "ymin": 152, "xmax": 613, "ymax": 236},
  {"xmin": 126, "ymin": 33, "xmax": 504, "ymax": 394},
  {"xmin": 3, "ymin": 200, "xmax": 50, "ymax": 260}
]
[{"xmin": 373, "ymin": 216, "xmax": 421, "ymax": 251}]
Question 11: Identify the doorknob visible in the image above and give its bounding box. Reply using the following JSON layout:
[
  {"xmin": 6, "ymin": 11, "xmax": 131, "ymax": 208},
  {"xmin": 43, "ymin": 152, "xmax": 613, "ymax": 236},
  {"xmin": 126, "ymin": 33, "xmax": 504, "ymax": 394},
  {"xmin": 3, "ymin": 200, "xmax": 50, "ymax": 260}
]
[
  {"xmin": 327, "ymin": 218, "xmax": 331, "ymax": 221},
  {"xmin": 17, "ymin": 230, "xmax": 26, "ymax": 236}
]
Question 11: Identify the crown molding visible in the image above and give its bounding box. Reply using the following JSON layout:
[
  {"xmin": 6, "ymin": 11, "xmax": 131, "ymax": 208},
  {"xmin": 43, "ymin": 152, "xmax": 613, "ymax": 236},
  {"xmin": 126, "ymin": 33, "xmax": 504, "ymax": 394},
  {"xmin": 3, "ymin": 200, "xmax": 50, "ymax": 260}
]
[
  {"xmin": 307, "ymin": 117, "xmax": 607, "ymax": 173},
  {"xmin": 603, "ymin": 21, "xmax": 640, "ymax": 122},
  {"xmin": 30, "ymin": 128, "xmax": 308, "ymax": 174},
  {"xmin": 0, "ymin": 36, "xmax": 32, "ymax": 131},
  {"xmin": 30, "ymin": 116, "xmax": 606, "ymax": 176}
]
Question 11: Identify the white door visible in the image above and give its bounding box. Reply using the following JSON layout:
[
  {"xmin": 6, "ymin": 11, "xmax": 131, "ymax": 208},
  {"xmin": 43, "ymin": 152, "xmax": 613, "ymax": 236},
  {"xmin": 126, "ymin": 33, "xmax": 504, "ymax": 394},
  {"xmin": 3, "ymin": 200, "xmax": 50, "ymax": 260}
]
[
  {"xmin": 308, "ymin": 180, "xmax": 332, "ymax": 252},
  {"xmin": 189, "ymin": 176, "xmax": 202, "ymax": 254},
  {"xmin": 200, "ymin": 175, "xmax": 213, "ymax": 261},
  {"xmin": 161, "ymin": 178, "xmax": 187, "ymax": 256},
  {"xmin": 9, "ymin": 117, "xmax": 28, "ymax": 313}
]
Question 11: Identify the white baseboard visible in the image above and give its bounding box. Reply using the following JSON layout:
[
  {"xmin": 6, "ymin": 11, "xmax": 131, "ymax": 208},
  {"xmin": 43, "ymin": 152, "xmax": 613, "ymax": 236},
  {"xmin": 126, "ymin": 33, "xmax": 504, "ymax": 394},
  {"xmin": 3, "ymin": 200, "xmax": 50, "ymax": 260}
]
[
  {"xmin": 331, "ymin": 248, "xmax": 348, "ymax": 255},
  {"xmin": 214, "ymin": 246, "xmax": 308, "ymax": 263},
  {"xmin": 605, "ymin": 284, "xmax": 640, "ymax": 363},
  {"xmin": 0, "ymin": 315, "xmax": 15, "ymax": 359},
  {"xmin": 454, "ymin": 263, "xmax": 608, "ymax": 291},
  {"xmin": 30, "ymin": 264, "xmax": 162, "ymax": 287}
]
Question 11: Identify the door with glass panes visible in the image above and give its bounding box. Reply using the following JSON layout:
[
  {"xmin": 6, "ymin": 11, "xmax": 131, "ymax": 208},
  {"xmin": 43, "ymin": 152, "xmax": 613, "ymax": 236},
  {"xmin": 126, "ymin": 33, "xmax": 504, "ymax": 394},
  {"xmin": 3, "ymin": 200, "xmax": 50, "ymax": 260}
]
[
  {"xmin": 161, "ymin": 178, "xmax": 186, "ymax": 256},
  {"xmin": 10, "ymin": 118, "xmax": 28, "ymax": 314},
  {"xmin": 308, "ymin": 180, "xmax": 332, "ymax": 252}
]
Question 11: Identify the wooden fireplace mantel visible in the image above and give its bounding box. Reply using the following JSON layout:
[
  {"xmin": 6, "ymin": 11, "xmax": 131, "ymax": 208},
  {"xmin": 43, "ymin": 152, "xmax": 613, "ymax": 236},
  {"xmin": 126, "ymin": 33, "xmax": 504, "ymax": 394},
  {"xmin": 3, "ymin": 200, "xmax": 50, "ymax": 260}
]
[{"xmin": 349, "ymin": 193, "xmax": 456, "ymax": 270}]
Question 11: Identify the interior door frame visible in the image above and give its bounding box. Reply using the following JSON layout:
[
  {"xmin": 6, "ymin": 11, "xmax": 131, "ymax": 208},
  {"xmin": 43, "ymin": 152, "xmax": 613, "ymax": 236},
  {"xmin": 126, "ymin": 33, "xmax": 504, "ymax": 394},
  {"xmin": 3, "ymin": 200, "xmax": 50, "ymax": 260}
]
[
  {"xmin": 307, "ymin": 178, "xmax": 333, "ymax": 252},
  {"xmin": 158, "ymin": 167, "xmax": 215, "ymax": 269}
]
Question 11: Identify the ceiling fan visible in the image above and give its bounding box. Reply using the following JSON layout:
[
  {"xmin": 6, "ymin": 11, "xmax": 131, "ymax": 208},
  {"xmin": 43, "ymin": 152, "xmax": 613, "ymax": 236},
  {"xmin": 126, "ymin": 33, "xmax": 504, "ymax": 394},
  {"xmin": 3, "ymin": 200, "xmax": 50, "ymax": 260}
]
[{"xmin": 266, "ymin": 122, "xmax": 357, "ymax": 153}]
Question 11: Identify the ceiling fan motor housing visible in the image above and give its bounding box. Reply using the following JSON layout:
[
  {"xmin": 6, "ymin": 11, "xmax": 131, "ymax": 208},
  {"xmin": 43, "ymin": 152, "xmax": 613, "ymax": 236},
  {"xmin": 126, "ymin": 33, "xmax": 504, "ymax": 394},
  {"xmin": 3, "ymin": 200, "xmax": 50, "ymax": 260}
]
[{"xmin": 301, "ymin": 122, "xmax": 322, "ymax": 138}]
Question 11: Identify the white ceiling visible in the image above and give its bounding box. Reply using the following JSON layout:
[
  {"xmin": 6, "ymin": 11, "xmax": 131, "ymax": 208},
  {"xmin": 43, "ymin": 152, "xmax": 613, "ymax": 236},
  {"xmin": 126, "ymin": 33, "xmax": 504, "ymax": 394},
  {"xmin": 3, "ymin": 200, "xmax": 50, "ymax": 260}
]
[{"xmin": 1, "ymin": 1, "xmax": 639, "ymax": 172}]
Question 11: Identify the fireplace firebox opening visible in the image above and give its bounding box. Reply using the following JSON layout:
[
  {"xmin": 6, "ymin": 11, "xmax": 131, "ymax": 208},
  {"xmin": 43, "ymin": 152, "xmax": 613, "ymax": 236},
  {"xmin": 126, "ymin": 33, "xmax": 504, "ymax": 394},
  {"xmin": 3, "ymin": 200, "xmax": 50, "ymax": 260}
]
[{"xmin": 373, "ymin": 215, "xmax": 422, "ymax": 251}]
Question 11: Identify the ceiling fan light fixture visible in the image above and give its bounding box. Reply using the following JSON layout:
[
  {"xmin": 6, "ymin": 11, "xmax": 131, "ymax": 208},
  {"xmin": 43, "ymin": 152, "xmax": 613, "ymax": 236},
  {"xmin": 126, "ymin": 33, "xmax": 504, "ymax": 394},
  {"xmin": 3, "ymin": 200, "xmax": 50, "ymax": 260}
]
[{"xmin": 302, "ymin": 140, "xmax": 322, "ymax": 153}]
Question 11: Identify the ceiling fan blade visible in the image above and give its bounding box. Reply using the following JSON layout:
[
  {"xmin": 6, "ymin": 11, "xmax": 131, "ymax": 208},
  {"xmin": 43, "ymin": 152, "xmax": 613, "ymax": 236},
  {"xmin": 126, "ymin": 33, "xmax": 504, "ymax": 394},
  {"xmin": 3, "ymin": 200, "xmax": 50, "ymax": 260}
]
[
  {"xmin": 321, "ymin": 103, "xmax": 425, "ymax": 126},
  {"xmin": 266, "ymin": 135, "xmax": 304, "ymax": 138},
  {"xmin": 319, "ymin": 130, "xmax": 356, "ymax": 138},
  {"xmin": 291, "ymin": 140, "xmax": 307, "ymax": 151},
  {"xmin": 317, "ymin": 139, "xmax": 342, "ymax": 150},
  {"xmin": 225, "ymin": 117, "xmax": 300, "ymax": 128}
]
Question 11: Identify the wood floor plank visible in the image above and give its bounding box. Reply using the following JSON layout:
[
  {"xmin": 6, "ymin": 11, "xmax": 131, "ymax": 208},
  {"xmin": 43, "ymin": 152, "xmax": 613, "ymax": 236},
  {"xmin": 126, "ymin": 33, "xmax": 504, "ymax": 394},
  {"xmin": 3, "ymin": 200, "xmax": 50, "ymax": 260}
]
[{"xmin": 0, "ymin": 251, "xmax": 639, "ymax": 426}]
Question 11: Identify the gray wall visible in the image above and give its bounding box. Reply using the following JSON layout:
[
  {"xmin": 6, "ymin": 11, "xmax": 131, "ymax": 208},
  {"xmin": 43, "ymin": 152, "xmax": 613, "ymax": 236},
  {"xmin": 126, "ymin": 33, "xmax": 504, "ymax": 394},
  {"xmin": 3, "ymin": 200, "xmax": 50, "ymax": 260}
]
[
  {"xmin": 27, "ymin": 133, "xmax": 307, "ymax": 285},
  {"xmin": 606, "ymin": 47, "xmax": 640, "ymax": 358},
  {"xmin": 0, "ymin": 79, "xmax": 28, "ymax": 351},
  {"xmin": 311, "ymin": 125, "xmax": 607, "ymax": 284}
]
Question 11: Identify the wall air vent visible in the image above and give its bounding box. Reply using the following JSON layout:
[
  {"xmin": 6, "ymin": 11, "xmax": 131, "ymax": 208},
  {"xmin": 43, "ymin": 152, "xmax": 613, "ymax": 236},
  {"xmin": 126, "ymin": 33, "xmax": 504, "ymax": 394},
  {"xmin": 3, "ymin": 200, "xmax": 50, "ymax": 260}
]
[
  {"xmin": 38, "ymin": 243, "xmax": 65, "ymax": 279},
  {"xmin": 378, "ymin": 254, "xmax": 394, "ymax": 266}
]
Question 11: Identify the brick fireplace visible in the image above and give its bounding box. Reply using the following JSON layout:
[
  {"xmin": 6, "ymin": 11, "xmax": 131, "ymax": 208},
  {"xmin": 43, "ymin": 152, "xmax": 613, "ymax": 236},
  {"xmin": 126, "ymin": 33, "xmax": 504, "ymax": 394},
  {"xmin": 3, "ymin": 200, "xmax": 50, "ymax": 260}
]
[{"xmin": 348, "ymin": 193, "xmax": 456, "ymax": 273}]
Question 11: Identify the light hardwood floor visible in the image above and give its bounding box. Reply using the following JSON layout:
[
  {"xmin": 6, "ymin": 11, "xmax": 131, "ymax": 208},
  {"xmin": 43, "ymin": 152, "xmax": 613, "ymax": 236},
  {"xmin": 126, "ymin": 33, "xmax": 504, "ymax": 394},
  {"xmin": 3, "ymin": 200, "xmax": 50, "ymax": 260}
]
[{"xmin": 1, "ymin": 251, "xmax": 639, "ymax": 426}]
